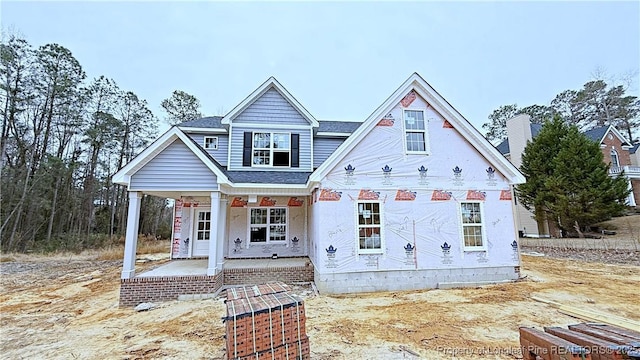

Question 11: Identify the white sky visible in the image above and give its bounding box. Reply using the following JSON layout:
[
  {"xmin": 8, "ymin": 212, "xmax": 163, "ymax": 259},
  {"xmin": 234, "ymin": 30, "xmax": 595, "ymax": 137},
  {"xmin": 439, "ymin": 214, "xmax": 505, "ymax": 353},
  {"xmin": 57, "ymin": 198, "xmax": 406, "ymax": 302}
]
[{"xmin": 2, "ymin": 1, "xmax": 639, "ymax": 134}]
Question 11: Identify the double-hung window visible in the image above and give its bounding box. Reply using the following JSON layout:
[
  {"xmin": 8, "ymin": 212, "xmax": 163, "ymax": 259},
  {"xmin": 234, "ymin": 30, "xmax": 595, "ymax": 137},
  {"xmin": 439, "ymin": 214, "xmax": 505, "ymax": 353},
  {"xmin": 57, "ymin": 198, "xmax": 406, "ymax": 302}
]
[
  {"xmin": 252, "ymin": 132, "xmax": 290, "ymax": 167},
  {"xmin": 460, "ymin": 202, "xmax": 485, "ymax": 249},
  {"xmin": 403, "ymin": 110, "xmax": 427, "ymax": 153},
  {"xmin": 250, "ymin": 208, "xmax": 287, "ymax": 243},
  {"xmin": 204, "ymin": 136, "xmax": 218, "ymax": 150},
  {"xmin": 357, "ymin": 202, "xmax": 382, "ymax": 254}
]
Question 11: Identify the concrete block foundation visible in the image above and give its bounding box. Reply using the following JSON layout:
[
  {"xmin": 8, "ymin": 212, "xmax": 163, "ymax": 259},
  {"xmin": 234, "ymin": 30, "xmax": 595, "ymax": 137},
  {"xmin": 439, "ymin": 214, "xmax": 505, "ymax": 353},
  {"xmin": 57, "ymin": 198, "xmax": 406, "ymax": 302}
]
[{"xmin": 314, "ymin": 266, "xmax": 520, "ymax": 294}]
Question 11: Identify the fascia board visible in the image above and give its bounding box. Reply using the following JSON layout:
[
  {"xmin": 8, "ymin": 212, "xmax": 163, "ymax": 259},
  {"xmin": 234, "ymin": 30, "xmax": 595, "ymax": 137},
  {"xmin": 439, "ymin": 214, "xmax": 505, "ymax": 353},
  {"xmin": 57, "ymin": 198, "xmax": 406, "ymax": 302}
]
[
  {"xmin": 230, "ymin": 183, "xmax": 308, "ymax": 189},
  {"xmin": 178, "ymin": 127, "xmax": 227, "ymax": 134},
  {"xmin": 316, "ymin": 132, "xmax": 351, "ymax": 137}
]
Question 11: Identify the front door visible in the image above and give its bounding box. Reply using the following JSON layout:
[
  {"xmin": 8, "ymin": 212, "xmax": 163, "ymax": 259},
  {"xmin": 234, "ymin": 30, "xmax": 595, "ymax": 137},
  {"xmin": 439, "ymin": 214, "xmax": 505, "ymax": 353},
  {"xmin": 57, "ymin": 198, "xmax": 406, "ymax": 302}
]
[{"xmin": 192, "ymin": 210, "xmax": 211, "ymax": 257}]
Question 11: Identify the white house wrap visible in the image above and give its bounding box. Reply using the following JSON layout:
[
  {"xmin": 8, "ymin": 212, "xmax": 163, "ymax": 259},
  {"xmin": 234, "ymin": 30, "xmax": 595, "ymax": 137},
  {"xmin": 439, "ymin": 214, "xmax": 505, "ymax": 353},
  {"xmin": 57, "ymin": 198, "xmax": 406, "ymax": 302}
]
[{"xmin": 113, "ymin": 73, "xmax": 525, "ymax": 299}]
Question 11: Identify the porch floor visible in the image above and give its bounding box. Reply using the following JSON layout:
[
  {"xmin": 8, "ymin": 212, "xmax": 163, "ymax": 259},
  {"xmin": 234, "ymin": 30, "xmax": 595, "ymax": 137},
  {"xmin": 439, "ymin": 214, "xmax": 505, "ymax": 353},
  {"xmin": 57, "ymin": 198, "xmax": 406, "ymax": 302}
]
[{"xmin": 137, "ymin": 257, "xmax": 310, "ymax": 278}]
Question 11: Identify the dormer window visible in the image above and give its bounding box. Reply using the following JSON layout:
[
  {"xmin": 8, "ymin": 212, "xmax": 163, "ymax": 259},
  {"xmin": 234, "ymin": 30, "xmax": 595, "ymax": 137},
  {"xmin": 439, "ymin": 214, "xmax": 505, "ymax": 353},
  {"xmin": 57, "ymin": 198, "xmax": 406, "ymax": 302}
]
[{"xmin": 252, "ymin": 132, "xmax": 290, "ymax": 167}]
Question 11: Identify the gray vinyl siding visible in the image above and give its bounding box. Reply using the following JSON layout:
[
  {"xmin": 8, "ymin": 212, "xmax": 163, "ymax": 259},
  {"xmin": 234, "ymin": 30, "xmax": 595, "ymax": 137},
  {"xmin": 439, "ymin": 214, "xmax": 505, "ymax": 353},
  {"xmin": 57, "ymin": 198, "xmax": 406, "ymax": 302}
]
[
  {"xmin": 130, "ymin": 139, "xmax": 217, "ymax": 190},
  {"xmin": 233, "ymin": 88, "xmax": 309, "ymax": 125},
  {"xmin": 313, "ymin": 137, "xmax": 346, "ymax": 168},
  {"xmin": 229, "ymin": 126, "xmax": 312, "ymax": 171},
  {"xmin": 186, "ymin": 133, "xmax": 229, "ymax": 166}
]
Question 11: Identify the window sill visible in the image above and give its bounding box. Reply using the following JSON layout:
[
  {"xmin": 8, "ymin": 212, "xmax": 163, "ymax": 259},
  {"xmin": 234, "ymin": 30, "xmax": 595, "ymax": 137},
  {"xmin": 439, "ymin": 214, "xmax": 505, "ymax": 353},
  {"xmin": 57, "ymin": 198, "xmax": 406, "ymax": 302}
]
[
  {"xmin": 250, "ymin": 165, "xmax": 292, "ymax": 169},
  {"xmin": 463, "ymin": 248, "xmax": 487, "ymax": 252},
  {"xmin": 358, "ymin": 251, "xmax": 384, "ymax": 255}
]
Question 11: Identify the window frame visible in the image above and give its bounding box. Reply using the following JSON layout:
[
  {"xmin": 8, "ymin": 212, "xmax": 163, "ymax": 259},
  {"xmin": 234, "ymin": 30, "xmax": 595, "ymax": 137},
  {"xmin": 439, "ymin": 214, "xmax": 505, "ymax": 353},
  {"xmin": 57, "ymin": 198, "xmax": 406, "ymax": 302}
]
[
  {"xmin": 194, "ymin": 210, "xmax": 212, "ymax": 241},
  {"xmin": 459, "ymin": 201, "xmax": 487, "ymax": 251},
  {"xmin": 251, "ymin": 131, "xmax": 291, "ymax": 168},
  {"xmin": 247, "ymin": 207, "xmax": 288, "ymax": 244},
  {"xmin": 355, "ymin": 201, "xmax": 384, "ymax": 255},
  {"xmin": 610, "ymin": 148, "xmax": 620, "ymax": 167},
  {"xmin": 402, "ymin": 109, "xmax": 429, "ymax": 154},
  {"xmin": 203, "ymin": 136, "xmax": 218, "ymax": 150}
]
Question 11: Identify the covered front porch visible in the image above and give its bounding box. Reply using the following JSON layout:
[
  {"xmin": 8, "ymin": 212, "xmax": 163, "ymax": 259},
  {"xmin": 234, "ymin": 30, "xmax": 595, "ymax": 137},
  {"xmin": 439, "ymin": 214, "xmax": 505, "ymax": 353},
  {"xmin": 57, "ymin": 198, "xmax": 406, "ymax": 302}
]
[{"xmin": 118, "ymin": 189, "xmax": 314, "ymax": 306}]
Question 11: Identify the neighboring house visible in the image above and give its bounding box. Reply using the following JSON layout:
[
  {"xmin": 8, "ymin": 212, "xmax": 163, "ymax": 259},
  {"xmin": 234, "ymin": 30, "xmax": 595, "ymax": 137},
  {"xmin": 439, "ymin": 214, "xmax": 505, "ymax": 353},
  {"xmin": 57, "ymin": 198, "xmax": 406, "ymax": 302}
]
[
  {"xmin": 113, "ymin": 73, "xmax": 525, "ymax": 305},
  {"xmin": 498, "ymin": 114, "xmax": 640, "ymax": 238}
]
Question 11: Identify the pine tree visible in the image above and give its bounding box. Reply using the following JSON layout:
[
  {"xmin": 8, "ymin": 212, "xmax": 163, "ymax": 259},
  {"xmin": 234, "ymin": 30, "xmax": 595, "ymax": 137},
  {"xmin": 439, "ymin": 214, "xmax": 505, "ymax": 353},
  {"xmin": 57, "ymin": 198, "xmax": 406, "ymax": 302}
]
[{"xmin": 516, "ymin": 116, "xmax": 629, "ymax": 236}]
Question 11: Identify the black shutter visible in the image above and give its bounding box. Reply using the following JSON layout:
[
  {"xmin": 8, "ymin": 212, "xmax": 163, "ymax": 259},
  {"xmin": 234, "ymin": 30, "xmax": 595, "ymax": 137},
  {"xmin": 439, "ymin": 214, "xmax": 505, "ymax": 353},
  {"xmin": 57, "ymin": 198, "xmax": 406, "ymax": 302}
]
[
  {"xmin": 291, "ymin": 133, "xmax": 300, "ymax": 168},
  {"xmin": 243, "ymin": 132, "xmax": 252, "ymax": 167}
]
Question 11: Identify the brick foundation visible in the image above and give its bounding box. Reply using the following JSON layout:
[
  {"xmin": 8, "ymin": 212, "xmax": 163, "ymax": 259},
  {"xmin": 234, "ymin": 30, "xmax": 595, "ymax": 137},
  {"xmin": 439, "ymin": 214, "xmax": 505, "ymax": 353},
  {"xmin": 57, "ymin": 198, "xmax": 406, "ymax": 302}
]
[
  {"xmin": 223, "ymin": 264, "xmax": 314, "ymax": 286},
  {"xmin": 119, "ymin": 262, "xmax": 314, "ymax": 307},
  {"xmin": 119, "ymin": 272, "xmax": 223, "ymax": 307}
]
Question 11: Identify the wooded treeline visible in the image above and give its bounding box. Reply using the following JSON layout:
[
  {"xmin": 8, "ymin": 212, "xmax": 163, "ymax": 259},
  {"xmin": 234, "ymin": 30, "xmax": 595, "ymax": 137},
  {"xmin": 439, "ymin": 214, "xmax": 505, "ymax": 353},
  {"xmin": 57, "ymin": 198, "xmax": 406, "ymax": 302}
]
[
  {"xmin": 482, "ymin": 74, "xmax": 640, "ymax": 143},
  {"xmin": 1, "ymin": 34, "xmax": 171, "ymax": 252}
]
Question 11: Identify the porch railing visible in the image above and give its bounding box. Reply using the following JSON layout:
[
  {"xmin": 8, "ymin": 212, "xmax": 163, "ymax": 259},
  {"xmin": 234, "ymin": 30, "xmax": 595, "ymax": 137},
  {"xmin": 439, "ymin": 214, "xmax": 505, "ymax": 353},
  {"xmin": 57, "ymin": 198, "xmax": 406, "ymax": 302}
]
[{"xmin": 609, "ymin": 165, "xmax": 640, "ymax": 178}]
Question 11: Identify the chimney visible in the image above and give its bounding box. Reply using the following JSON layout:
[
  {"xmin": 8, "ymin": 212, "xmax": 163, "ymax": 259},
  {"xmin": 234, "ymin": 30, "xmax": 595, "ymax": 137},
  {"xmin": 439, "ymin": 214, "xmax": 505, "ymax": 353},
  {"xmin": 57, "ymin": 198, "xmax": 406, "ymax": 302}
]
[{"xmin": 506, "ymin": 114, "xmax": 532, "ymax": 168}]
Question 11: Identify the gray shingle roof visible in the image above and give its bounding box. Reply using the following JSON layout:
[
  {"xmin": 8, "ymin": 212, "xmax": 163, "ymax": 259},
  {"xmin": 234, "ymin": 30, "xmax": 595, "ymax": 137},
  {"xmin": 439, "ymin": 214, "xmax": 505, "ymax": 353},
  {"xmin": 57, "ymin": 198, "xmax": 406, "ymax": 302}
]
[
  {"xmin": 630, "ymin": 143, "xmax": 639, "ymax": 155},
  {"xmin": 318, "ymin": 121, "xmax": 362, "ymax": 133},
  {"xmin": 225, "ymin": 171, "xmax": 312, "ymax": 184},
  {"xmin": 496, "ymin": 139, "xmax": 509, "ymax": 154},
  {"xmin": 530, "ymin": 123, "xmax": 542, "ymax": 137},
  {"xmin": 583, "ymin": 126, "xmax": 609, "ymax": 142},
  {"xmin": 179, "ymin": 116, "xmax": 224, "ymax": 128},
  {"xmin": 497, "ymin": 123, "xmax": 591, "ymax": 155}
]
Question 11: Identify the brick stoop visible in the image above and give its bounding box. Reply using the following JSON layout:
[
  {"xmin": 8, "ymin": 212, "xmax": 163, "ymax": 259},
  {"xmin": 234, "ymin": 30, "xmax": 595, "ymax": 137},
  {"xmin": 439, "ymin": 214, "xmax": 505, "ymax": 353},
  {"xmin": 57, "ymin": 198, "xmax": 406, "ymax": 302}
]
[{"xmin": 119, "ymin": 272, "xmax": 223, "ymax": 307}]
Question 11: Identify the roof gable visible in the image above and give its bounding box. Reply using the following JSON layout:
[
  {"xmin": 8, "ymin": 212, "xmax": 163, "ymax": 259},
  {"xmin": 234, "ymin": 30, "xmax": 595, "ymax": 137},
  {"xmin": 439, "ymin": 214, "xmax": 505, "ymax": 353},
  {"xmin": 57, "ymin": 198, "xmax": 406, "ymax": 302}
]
[
  {"xmin": 113, "ymin": 127, "xmax": 230, "ymax": 186},
  {"xmin": 310, "ymin": 73, "xmax": 525, "ymax": 184},
  {"xmin": 584, "ymin": 125, "xmax": 631, "ymax": 147},
  {"xmin": 221, "ymin": 77, "xmax": 319, "ymax": 127}
]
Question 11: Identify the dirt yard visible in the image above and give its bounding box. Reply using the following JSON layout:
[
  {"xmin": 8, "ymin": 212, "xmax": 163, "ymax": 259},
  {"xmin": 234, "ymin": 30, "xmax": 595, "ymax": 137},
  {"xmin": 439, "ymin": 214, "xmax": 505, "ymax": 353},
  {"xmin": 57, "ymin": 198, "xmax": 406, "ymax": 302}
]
[{"xmin": 1, "ymin": 241, "xmax": 639, "ymax": 359}]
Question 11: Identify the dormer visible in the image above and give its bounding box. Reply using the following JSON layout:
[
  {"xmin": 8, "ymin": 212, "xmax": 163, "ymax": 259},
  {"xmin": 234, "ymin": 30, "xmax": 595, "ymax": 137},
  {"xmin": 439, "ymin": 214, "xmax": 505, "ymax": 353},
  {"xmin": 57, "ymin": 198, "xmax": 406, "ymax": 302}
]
[{"xmin": 223, "ymin": 77, "xmax": 318, "ymax": 172}]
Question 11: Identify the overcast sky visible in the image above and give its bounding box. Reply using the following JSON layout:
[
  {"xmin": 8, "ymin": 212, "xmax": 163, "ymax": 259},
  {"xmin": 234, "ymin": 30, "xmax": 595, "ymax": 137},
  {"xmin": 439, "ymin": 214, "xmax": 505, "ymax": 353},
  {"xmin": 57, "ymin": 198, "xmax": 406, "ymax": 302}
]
[{"xmin": 2, "ymin": 1, "xmax": 639, "ymax": 134}]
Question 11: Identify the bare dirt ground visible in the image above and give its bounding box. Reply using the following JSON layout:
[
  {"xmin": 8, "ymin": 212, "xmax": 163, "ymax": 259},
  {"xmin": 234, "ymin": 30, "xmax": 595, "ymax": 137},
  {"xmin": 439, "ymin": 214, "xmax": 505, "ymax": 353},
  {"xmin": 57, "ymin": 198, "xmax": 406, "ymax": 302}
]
[{"xmin": 1, "ymin": 218, "xmax": 639, "ymax": 359}]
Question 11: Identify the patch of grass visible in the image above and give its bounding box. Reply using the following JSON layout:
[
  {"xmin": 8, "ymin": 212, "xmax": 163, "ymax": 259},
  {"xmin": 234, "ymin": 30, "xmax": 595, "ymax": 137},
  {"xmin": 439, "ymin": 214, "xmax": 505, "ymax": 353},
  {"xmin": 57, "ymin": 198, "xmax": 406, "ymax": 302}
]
[
  {"xmin": 94, "ymin": 236, "xmax": 170, "ymax": 261},
  {"xmin": 0, "ymin": 254, "xmax": 16, "ymax": 262}
]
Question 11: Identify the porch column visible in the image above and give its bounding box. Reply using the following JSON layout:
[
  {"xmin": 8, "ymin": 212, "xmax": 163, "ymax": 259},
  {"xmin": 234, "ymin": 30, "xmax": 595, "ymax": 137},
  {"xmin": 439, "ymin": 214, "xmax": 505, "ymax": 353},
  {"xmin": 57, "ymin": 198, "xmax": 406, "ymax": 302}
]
[
  {"xmin": 626, "ymin": 179, "xmax": 636, "ymax": 207},
  {"xmin": 207, "ymin": 191, "xmax": 220, "ymax": 276},
  {"xmin": 122, "ymin": 191, "xmax": 142, "ymax": 279},
  {"xmin": 216, "ymin": 195, "xmax": 228, "ymax": 272}
]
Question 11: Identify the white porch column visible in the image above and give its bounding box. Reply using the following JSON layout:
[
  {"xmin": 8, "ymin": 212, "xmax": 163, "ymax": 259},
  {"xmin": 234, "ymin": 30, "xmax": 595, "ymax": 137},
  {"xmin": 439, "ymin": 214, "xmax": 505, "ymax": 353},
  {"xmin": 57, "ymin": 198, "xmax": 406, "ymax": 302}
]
[
  {"xmin": 207, "ymin": 191, "xmax": 221, "ymax": 276},
  {"xmin": 216, "ymin": 195, "xmax": 228, "ymax": 272},
  {"xmin": 122, "ymin": 191, "xmax": 142, "ymax": 279},
  {"xmin": 626, "ymin": 179, "xmax": 636, "ymax": 207}
]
